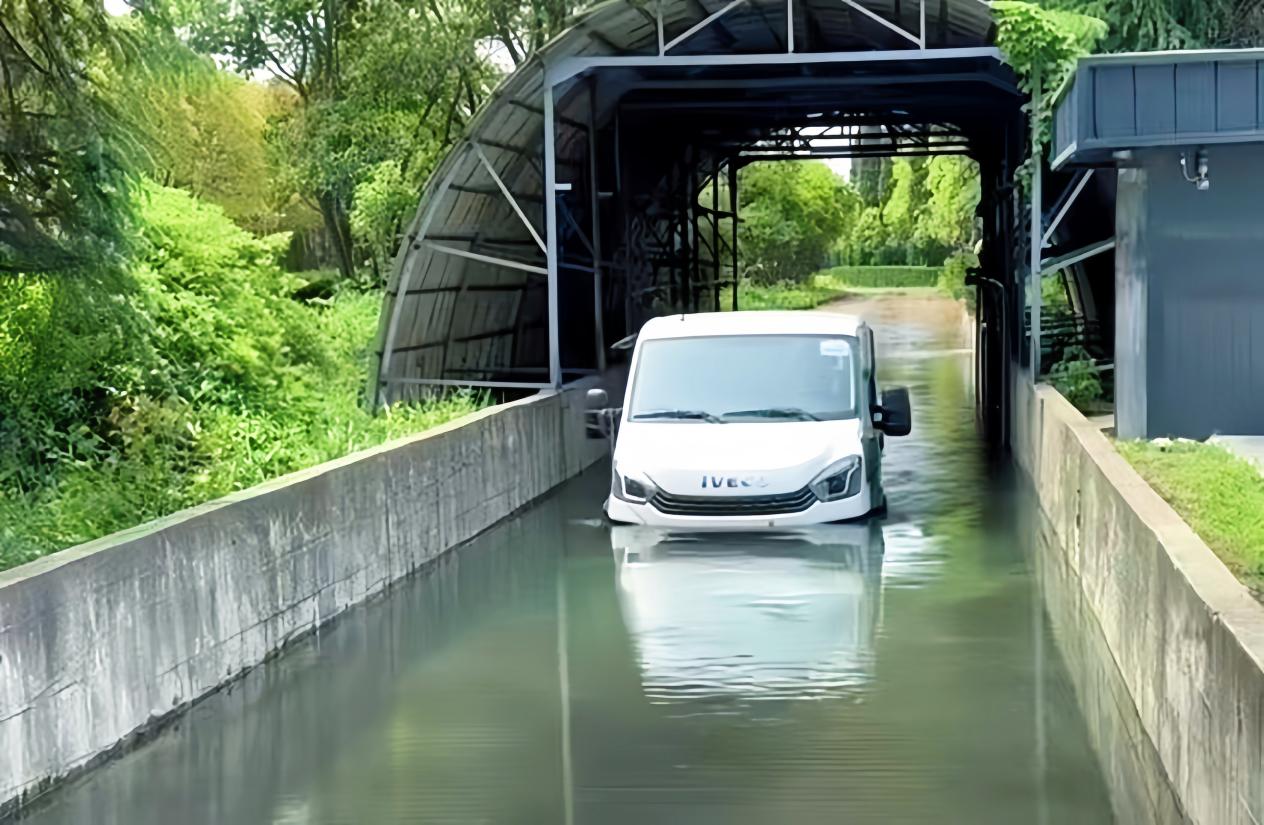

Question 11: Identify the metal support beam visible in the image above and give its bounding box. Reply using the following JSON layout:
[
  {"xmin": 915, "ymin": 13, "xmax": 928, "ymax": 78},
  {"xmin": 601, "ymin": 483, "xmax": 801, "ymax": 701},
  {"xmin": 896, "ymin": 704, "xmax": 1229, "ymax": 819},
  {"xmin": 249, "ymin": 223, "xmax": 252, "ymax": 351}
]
[
  {"xmin": 1040, "ymin": 238, "xmax": 1116, "ymax": 276},
  {"xmin": 1041, "ymin": 169, "xmax": 1094, "ymax": 248},
  {"xmin": 656, "ymin": 0, "xmax": 665, "ymax": 55},
  {"xmin": 729, "ymin": 161, "xmax": 739, "ymax": 311},
  {"xmin": 547, "ymin": 46, "xmax": 1007, "ymax": 85},
  {"xmin": 426, "ymin": 241, "xmax": 548, "ymax": 275},
  {"xmin": 475, "ymin": 143, "xmax": 547, "ymax": 253},
  {"xmin": 587, "ymin": 78, "xmax": 606, "ymax": 372},
  {"xmin": 712, "ymin": 160, "xmax": 721, "ymax": 311},
  {"xmin": 386, "ymin": 377, "xmax": 552, "ymax": 390},
  {"xmin": 544, "ymin": 85, "xmax": 562, "ymax": 389},
  {"xmin": 1029, "ymin": 64, "xmax": 1042, "ymax": 378},
  {"xmin": 919, "ymin": 0, "xmax": 926, "ymax": 48},
  {"xmin": 839, "ymin": 0, "xmax": 921, "ymax": 47},
  {"xmin": 663, "ymin": 0, "xmax": 746, "ymax": 53},
  {"xmin": 787, "ymin": 0, "xmax": 795, "ymax": 52}
]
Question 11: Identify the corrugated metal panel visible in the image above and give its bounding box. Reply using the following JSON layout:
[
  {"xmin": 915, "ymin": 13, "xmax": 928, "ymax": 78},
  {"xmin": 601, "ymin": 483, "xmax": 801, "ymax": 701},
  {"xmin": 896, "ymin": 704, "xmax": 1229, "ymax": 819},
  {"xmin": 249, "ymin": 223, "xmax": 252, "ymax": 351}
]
[
  {"xmin": 1052, "ymin": 49, "xmax": 1264, "ymax": 170},
  {"xmin": 371, "ymin": 0, "xmax": 1002, "ymax": 402}
]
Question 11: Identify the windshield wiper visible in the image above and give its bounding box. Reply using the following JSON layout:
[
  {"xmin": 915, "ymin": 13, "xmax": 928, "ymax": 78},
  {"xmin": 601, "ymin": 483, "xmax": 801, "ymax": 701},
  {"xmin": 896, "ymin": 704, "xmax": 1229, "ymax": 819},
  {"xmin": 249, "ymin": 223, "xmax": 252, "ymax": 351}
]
[
  {"xmin": 632, "ymin": 409, "xmax": 724, "ymax": 423},
  {"xmin": 720, "ymin": 407, "xmax": 823, "ymax": 421}
]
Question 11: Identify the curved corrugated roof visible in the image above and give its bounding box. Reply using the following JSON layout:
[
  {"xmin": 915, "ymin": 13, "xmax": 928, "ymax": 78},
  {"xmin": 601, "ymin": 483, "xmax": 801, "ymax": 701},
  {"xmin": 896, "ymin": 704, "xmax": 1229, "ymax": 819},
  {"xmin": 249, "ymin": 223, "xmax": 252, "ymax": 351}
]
[{"xmin": 372, "ymin": 0, "xmax": 1003, "ymax": 404}]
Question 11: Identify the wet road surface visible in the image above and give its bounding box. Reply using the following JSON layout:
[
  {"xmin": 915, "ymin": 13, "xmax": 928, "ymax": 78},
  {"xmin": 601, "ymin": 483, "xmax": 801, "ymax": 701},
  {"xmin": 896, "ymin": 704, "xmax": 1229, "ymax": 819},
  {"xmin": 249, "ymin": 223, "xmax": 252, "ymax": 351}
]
[{"xmin": 16, "ymin": 295, "xmax": 1118, "ymax": 824}]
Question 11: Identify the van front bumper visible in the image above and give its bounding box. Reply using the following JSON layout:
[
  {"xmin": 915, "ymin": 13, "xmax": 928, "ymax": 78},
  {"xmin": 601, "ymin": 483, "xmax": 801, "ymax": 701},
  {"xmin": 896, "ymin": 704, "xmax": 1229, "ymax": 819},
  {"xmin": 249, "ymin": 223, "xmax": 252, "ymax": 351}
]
[{"xmin": 605, "ymin": 489, "xmax": 875, "ymax": 528}]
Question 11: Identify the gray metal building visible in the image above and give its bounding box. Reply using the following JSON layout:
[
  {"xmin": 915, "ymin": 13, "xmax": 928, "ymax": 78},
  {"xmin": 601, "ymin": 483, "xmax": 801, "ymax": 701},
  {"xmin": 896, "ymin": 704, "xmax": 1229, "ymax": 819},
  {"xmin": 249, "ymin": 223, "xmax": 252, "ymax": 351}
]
[{"xmin": 1053, "ymin": 49, "xmax": 1264, "ymax": 439}]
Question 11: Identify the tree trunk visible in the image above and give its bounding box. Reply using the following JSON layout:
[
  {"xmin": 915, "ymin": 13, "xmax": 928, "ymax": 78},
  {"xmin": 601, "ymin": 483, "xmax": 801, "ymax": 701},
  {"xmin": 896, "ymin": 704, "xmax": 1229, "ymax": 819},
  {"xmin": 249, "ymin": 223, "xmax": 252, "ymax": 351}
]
[{"xmin": 318, "ymin": 190, "xmax": 356, "ymax": 281}]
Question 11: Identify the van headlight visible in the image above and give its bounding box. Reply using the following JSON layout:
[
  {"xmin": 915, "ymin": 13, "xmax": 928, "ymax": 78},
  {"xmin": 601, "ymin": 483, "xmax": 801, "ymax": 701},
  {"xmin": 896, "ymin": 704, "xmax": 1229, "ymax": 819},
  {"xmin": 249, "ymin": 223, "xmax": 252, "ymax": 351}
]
[
  {"xmin": 809, "ymin": 456, "xmax": 863, "ymax": 502},
  {"xmin": 612, "ymin": 464, "xmax": 657, "ymax": 504}
]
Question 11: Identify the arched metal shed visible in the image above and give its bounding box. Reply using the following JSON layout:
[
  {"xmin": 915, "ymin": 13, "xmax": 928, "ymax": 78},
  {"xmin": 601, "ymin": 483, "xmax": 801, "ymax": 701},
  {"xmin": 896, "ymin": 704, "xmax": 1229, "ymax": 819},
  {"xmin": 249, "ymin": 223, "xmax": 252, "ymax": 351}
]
[{"xmin": 371, "ymin": 0, "xmax": 1026, "ymax": 412}]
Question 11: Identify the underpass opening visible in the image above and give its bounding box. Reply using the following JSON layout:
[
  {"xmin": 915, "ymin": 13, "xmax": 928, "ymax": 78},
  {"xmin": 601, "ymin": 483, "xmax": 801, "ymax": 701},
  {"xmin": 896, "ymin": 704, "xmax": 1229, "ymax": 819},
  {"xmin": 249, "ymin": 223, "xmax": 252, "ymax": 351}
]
[{"xmin": 371, "ymin": 0, "xmax": 1085, "ymax": 444}]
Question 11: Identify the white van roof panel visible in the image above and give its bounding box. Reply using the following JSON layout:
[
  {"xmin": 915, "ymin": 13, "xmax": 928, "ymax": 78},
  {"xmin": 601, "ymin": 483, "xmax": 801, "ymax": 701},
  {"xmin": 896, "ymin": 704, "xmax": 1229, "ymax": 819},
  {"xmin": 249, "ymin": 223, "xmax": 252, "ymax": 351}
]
[{"xmin": 639, "ymin": 311, "xmax": 865, "ymax": 340}]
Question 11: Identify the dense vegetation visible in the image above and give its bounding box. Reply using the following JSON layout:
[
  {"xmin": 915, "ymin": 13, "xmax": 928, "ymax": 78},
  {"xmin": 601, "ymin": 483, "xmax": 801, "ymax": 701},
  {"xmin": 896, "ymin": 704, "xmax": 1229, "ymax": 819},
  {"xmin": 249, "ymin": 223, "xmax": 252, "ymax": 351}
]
[
  {"xmin": 0, "ymin": 0, "xmax": 573, "ymax": 569},
  {"xmin": 0, "ymin": 184, "xmax": 481, "ymax": 569}
]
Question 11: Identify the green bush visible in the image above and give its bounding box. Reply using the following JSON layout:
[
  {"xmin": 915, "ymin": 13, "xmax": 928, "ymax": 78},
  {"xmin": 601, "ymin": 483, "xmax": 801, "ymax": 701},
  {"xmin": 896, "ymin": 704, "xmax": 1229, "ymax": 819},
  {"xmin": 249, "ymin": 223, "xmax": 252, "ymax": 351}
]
[
  {"xmin": 1047, "ymin": 345, "xmax": 1102, "ymax": 411},
  {"xmin": 819, "ymin": 265, "xmax": 943, "ymax": 289},
  {"xmin": 724, "ymin": 279, "xmax": 847, "ymax": 311},
  {"xmin": 936, "ymin": 252, "xmax": 978, "ymax": 307},
  {"xmin": 0, "ymin": 183, "xmax": 482, "ymax": 571}
]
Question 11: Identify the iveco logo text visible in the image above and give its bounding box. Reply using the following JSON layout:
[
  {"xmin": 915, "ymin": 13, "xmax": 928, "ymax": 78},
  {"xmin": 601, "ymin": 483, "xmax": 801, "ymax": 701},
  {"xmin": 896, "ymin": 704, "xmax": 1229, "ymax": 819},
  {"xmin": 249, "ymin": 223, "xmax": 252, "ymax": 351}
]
[{"xmin": 700, "ymin": 475, "xmax": 770, "ymax": 489}]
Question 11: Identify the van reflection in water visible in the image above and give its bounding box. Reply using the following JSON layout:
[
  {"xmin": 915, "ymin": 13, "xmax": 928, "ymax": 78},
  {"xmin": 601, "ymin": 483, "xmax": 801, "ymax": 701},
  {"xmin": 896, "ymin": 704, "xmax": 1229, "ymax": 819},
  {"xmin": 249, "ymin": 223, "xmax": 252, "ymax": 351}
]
[{"xmin": 610, "ymin": 522, "xmax": 884, "ymax": 708}]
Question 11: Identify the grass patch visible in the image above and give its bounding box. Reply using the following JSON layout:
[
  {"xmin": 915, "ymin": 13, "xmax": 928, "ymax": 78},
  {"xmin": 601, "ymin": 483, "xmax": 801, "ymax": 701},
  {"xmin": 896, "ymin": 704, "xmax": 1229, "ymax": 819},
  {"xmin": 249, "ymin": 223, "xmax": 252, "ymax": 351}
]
[
  {"xmin": 1117, "ymin": 439, "xmax": 1264, "ymax": 592},
  {"xmin": 723, "ymin": 279, "xmax": 848, "ymax": 311}
]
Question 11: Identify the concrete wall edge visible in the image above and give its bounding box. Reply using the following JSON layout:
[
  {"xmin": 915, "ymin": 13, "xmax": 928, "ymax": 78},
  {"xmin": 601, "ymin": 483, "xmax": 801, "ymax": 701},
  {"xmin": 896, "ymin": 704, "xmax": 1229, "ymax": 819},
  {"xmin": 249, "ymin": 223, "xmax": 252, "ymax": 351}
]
[
  {"xmin": 0, "ymin": 386, "xmax": 606, "ymax": 815},
  {"xmin": 1018, "ymin": 380, "xmax": 1264, "ymax": 825}
]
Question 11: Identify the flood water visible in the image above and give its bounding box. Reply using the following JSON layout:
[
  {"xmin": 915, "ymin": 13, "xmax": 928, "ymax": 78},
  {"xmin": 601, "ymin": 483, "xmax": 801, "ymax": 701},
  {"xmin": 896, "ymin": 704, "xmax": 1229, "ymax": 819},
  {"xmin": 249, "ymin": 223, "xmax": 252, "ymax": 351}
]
[{"xmin": 17, "ymin": 296, "xmax": 1122, "ymax": 824}]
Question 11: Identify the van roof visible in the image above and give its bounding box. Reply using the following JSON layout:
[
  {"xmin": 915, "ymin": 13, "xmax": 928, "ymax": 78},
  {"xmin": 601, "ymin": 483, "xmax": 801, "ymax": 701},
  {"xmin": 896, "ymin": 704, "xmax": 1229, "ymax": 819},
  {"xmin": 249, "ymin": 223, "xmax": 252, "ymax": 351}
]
[{"xmin": 638, "ymin": 311, "xmax": 866, "ymax": 340}]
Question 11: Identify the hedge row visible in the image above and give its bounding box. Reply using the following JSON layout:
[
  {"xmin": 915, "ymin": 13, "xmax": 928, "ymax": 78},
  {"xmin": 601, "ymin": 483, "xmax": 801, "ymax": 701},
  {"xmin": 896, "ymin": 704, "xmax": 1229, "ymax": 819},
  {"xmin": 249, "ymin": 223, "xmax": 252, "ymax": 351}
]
[{"xmin": 818, "ymin": 265, "xmax": 943, "ymax": 288}]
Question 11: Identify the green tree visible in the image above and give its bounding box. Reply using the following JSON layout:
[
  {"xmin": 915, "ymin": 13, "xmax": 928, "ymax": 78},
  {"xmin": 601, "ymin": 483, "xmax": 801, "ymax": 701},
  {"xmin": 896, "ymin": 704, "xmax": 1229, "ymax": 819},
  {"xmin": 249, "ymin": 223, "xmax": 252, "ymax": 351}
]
[
  {"xmin": 0, "ymin": 0, "xmax": 140, "ymax": 273},
  {"xmin": 738, "ymin": 161, "xmax": 858, "ymax": 285},
  {"xmin": 475, "ymin": 0, "xmax": 578, "ymax": 66},
  {"xmin": 1047, "ymin": 0, "xmax": 1263, "ymax": 51},
  {"xmin": 166, "ymin": 0, "xmax": 499, "ymax": 282},
  {"xmin": 922, "ymin": 156, "xmax": 979, "ymax": 252},
  {"xmin": 115, "ymin": 46, "xmax": 290, "ymax": 230}
]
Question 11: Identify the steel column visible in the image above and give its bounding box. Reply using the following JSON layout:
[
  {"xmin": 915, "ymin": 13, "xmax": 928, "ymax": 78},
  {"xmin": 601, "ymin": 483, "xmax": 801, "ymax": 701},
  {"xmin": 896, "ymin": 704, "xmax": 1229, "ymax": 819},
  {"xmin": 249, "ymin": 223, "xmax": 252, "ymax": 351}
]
[
  {"xmin": 712, "ymin": 159, "xmax": 721, "ymax": 311},
  {"xmin": 1029, "ymin": 65, "xmax": 1043, "ymax": 378},
  {"xmin": 544, "ymin": 85, "xmax": 562, "ymax": 388},
  {"xmin": 729, "ymin": 161, "xmax": 739, "ymax": 311},
  {"xmin": 587, "ymin": 79, "xmax": 607, "ymax": 371}
]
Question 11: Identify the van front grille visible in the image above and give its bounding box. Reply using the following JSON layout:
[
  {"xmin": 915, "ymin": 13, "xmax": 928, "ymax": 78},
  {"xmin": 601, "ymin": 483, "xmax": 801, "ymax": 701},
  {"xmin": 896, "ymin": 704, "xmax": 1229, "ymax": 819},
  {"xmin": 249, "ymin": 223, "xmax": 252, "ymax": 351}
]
[{"xmin": 650, "ymin": 487, "xmax": 817, "ymax": 517}]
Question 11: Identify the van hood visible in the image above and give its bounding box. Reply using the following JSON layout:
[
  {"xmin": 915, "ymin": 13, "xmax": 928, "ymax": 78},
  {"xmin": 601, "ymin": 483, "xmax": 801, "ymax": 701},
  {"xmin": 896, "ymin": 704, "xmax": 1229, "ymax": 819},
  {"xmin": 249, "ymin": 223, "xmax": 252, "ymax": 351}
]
[{"xmin": 615, "ymin": 419, "xmax": 863, "ymax": 496}]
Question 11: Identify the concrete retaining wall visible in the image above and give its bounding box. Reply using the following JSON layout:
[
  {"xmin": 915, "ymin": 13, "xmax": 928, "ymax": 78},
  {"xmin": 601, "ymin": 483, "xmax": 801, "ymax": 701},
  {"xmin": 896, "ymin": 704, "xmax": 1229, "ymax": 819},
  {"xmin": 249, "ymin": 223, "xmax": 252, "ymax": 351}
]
[
  {"xmin": 0, "ymin": 387, "xmax": 606, "ymax": 815},
  {"xmin": 1015, "ymin": 380, "xmax": 1264, "ymax": 825}
]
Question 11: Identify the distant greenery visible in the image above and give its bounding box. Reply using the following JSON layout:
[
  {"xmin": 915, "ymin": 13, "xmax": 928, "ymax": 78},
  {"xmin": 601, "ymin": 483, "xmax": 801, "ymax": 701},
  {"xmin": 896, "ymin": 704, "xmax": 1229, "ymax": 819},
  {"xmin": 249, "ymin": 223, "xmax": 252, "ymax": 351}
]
[
  {"xmin": 819, "ymin": 265, "xmax": 942, "ymax": 289},
  {"xmin": 1118, "ymin": 440, "xmax": 1264, "ymax": 593},
  {"xmin": 0, "ymin": 184, "xmax": 482, "ymax": 571}
]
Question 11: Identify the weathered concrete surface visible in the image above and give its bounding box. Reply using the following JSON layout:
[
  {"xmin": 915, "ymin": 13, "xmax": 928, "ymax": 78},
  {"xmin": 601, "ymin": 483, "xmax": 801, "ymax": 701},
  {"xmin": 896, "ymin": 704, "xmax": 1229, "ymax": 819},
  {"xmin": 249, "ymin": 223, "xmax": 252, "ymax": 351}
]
[
  {"xmin": 1016, "ymin": 380, "xmax": 1264, "ymax": 825},
  {"xmin": 0, "ymin": 387, "xmax": 605, "ymax": 815}
]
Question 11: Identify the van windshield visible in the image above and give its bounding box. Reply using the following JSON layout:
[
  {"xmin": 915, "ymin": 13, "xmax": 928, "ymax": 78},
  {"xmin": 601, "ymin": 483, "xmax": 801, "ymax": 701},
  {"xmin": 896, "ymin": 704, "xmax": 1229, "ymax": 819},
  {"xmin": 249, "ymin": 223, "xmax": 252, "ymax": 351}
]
[{"xmin": 628, "ymin": 334, "xmax": 860, "ymax": 423}]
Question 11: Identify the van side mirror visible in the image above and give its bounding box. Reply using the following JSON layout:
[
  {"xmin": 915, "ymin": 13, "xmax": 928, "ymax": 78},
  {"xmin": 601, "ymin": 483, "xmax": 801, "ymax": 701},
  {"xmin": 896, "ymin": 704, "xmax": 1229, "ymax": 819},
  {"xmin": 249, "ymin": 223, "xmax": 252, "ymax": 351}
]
[
  {"xmin": 874, "ymin": 386, "xmax": 912, "ymax": 437},
  {"xmin": 584, "ymin": 388, "xmax": 619, "ymax": 441}
]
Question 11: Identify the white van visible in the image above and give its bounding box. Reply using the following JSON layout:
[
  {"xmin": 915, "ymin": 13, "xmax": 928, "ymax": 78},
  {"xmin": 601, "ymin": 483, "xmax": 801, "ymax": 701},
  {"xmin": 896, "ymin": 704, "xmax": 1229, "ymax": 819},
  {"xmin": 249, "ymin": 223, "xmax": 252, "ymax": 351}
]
[{"xmin": 587, "ymin": 311, "xmax": 910, "ymax": 528}]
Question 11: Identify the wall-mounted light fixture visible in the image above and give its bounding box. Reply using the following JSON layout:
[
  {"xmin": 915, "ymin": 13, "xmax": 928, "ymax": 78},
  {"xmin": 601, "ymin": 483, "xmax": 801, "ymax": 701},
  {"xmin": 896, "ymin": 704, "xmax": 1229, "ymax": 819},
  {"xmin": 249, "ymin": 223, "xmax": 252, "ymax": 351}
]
[{"xmin": 1180, "ymin": 149, "xmax": 1210, "ymax": 191}]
